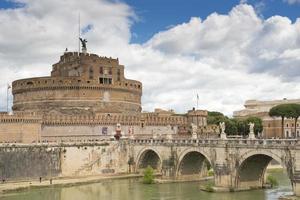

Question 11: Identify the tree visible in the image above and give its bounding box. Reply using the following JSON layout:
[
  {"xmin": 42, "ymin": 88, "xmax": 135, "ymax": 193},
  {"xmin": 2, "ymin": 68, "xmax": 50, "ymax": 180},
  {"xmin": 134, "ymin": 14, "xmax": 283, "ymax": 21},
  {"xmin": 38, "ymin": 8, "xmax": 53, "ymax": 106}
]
[
  {"xmin": 245, "ymin": 117, "xmax": 263, "ymax": 136},
  {"xmin": 236, "ymin": 119, "xmax": 247, "ymax": 136},
  {"xmin": 285, "ymin": 104, "xmax": 300, "ymax": 138},
  {"xmin": 207, "ymin": 111, "xmax": 225, "ymax": 125},
  {"xmin": 143, "ymin": 166, "xmax": 154, "ymax": 184},
  {"xmin": 269, "ymin": 104, "xmax": 300, "ymax": 138},
  {"xmin": 224, "ymin": 118, "xmax": 238, "ymax": 135}
]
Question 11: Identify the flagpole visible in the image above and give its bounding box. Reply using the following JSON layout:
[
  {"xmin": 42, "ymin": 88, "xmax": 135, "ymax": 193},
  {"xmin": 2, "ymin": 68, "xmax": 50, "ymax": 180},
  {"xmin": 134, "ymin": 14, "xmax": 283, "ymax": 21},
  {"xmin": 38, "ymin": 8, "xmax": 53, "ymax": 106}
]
[
  {"xmin": 78, "ymin": 13, "xmax": 81, "ymax": 54},
  {"xmin": 196, "ymin": 94, "xmax": 199, "ymax": 110}
]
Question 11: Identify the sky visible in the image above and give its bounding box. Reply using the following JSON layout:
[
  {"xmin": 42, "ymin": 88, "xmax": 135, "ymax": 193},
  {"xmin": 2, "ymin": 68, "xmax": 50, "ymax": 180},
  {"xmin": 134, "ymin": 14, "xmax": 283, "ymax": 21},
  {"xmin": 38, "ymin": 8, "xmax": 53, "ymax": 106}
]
[{"xmin": 0, "ymin": 0, "xmax": 300, "ymax": 115}]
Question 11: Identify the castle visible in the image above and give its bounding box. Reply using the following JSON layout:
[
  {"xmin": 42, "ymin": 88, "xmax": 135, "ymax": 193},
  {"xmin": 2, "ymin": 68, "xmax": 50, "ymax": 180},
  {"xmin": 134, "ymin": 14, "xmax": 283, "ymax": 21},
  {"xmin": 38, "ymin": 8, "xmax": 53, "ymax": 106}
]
[{"xmin": 0, "ymin": 51, "xmax": 208, "ymax": 143}]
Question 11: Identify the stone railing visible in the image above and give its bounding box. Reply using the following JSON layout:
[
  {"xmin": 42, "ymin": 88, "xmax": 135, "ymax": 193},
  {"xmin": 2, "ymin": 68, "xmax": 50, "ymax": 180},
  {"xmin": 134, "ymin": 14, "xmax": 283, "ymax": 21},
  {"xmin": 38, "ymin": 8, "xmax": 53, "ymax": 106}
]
[{"xmin": 130, "ymin": 137, "xmax": 300, "ymax": 148}]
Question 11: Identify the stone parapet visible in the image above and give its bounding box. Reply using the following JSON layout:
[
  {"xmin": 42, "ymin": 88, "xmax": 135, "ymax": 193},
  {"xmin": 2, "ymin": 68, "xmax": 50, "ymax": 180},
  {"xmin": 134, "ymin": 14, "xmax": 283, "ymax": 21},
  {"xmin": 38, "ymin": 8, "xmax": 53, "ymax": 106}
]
[{"xmin": 12, "ymin": 77, "xmax": 142, "ymax": 95}]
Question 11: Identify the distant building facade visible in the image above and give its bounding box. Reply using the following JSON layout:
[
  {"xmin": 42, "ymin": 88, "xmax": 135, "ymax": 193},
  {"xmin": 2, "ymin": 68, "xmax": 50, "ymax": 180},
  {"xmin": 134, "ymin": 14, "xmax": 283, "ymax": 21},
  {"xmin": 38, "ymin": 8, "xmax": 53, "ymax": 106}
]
[
  {"xmin": 0, "ymin": 52, "xmax": 209, "ymax": 143},
  {"xmin": 233, "ymin": 99, "xmax": 300, "ymax": 138}
]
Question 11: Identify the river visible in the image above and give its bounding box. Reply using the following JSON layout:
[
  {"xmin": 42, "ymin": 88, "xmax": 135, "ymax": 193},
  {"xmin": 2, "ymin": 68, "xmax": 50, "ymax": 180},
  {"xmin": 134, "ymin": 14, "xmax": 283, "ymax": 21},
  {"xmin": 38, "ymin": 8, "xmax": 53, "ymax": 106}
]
[{"xmin": 0, "ymin": 170, "xmax": 293, "ymax": 200}]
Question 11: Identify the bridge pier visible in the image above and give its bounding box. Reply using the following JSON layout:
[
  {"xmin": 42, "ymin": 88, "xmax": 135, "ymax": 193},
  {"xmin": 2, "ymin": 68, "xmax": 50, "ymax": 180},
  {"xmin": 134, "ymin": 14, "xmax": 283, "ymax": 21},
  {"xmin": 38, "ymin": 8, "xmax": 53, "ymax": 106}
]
[
  {"xmin": 291, "ymin": 170, "xmax": 300, "ymax": 196},
  {"xmin": 293, "ymin": 182, "xmax": 300, "ymax": 196},
  {"xmin": 213, "ymin": 162, "xmax": 236, "ymax": 191}
]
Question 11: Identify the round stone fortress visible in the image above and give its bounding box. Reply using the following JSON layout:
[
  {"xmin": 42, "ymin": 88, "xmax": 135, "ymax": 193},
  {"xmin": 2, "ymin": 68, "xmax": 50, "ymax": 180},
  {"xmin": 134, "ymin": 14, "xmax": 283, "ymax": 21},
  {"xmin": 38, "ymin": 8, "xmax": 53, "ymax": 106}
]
[{"xmin": 12, "ymin": 52, "xmax": 142, "ymax": 115}]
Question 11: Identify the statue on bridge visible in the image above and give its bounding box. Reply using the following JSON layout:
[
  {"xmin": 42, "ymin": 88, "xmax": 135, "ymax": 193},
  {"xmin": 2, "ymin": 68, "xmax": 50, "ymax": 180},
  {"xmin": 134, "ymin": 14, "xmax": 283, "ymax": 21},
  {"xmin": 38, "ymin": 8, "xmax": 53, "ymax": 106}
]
[
  {"xmin": 248, "ymin": 122, "xmax": 256, "ymax": 139},
  {"xmin": 219, "ymin": 122, "xmax": 227, "ymax": 139},
  {"xmin": 191, "ymin": 123, "xmax": 198, "ymax": 139}
]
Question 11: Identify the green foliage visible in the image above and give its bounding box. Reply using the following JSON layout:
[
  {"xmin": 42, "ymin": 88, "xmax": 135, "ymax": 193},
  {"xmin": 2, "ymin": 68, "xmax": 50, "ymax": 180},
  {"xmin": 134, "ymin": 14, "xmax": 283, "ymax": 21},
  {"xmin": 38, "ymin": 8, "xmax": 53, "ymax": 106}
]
[
  {"xmin": 207, "ymin": 111, "xmax": 238, "ymax": 135},
  {"xmin": 207, "ymin": 111, "xmax": 263, "ymax": 135},
  {"xmin": 207, "ymin": 111, "xmax": 226, "ymax": 125},
  {"xmin": 269, "ymin": 103, "xmax": 300, "ymax": 137},
  {"xmin": 270, "ymin": 103, "xmax": 300, "ymax": 121},
  {"xmin": 204, "ymin": 182, "xmax": 215, "ymax": 192},
  {"xmin": 266, "ymin": 175, "xmax": 278, "ymax": 187},
  {"xmin": 208, "ymin": 169, "xmax": 214, "ymax": 176},
  {"xmin": 143, "ymin": 166, "xmax": 154, "ymax": 184},
  {"xmin": 245, "ymin": 117, "xmax": 263, "ymax": 135},
  {"xmin": 204, "ymin": 159, "xmax": 211, "ymax": 170},
  {"xmin": 224, "ymin": 118, "xmax": 238, "ymax": 135}
]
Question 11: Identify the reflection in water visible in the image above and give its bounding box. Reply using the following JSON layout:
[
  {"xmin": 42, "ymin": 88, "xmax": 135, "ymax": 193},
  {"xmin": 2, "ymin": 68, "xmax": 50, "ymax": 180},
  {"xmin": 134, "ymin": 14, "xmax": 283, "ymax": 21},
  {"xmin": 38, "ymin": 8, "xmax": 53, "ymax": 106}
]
[{"xmin": 0, "ymin": 170, "xmax": 292, "ymax": 200}]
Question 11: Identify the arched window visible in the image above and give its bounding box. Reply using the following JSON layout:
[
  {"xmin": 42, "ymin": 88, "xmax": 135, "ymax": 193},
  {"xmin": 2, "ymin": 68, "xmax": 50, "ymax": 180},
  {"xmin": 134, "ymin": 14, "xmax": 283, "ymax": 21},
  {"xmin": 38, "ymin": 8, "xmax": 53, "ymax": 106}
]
[
  {"xmin": 117, "ymin": 69, "xmax": 121, "ymax": 81},
  {"xmin": 89, "ymin": 67, "xmax": 94, "ymax": 79}
]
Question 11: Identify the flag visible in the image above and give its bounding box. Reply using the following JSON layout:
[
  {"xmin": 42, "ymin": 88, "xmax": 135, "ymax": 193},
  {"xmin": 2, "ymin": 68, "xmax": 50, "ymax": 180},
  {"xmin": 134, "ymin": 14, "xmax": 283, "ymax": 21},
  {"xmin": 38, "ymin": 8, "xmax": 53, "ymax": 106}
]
[{"xmin": 197, "ymin": 94, "xmax": 199, "ymax": 100}]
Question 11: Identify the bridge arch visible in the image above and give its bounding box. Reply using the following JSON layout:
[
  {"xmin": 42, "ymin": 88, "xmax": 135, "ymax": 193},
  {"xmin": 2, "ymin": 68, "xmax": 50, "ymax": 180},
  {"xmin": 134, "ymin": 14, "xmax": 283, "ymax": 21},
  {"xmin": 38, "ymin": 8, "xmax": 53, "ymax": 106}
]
[
  {"xmin": 176, "ymin": 148, "xmax": 212, "ymax": 179},
  {"xmin": 236, "ymin": 150, "xmax": 285, "ymax": 189},
  {"xmin": 136, "ymin": 147, "xmax": 162, "ymax": 172}
]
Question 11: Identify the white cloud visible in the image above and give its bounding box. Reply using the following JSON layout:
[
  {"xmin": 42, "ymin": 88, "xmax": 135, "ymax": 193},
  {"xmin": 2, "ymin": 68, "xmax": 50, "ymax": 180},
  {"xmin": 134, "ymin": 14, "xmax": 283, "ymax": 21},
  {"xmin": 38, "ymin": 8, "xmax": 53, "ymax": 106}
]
[
  {"xmin": 283, "ymin": 0, "xmax": 300, "ymax": 4},
  {"xmin": 0, "ymin": 2, "xmax": 300, "ymax": 116}
]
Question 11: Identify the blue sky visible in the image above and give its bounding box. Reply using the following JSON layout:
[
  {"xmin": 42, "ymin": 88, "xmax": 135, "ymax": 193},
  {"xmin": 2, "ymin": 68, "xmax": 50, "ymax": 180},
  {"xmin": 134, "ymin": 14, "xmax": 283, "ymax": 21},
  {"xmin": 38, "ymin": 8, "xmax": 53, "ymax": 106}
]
[{"xmin": 122, "ymin": 0, "xmax": 300, "ymax": 43}]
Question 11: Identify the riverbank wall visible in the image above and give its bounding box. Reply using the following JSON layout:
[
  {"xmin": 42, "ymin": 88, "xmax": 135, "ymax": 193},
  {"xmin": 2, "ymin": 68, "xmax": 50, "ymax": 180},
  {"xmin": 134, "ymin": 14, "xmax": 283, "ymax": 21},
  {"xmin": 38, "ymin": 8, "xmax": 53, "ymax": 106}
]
[{"xmin": 0, "ymin": 141, "xmax": 130, "ymax": 181}]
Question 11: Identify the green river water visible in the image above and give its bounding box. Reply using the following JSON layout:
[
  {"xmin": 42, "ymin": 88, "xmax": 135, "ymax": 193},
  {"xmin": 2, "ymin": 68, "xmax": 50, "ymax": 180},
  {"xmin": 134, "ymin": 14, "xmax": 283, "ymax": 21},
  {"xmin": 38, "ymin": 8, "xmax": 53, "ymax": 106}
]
[{"xmin": 0, "ymin": 170, "xmax": 293, "ymax": 200}]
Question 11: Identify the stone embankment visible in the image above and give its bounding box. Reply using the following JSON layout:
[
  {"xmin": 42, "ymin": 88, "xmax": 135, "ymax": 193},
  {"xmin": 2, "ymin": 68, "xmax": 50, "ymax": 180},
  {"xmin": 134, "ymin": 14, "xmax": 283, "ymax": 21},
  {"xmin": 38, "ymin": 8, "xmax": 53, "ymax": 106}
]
[{"xmin": 0, "ymin": 174, "xmax": 143, "ymax": 194}]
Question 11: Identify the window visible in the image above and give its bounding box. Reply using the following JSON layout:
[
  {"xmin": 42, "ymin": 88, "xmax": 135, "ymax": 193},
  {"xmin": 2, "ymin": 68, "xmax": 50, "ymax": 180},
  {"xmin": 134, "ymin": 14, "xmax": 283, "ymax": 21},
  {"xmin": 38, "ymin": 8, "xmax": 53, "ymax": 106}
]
[
  {"xmin": 99, "ymin": 77, "xmax": 112, "ymax": 85},
  {"xmin": 109, "ymin": 68, "xmax": 112, "ymax": 75},
  {"xmin": 89, "ymin": 67, "xmax": 93, "ymax": 79},
  {"xmin": 99, "ymin": 67, "xmax": 103, "ymax": 74},
  {"xmin": 117, "ymin": 69, "xmax": 121, "ymax": 81},
  {"xmin": 102, "ymin": 127, "xmax": 108, "ymax": 135}
]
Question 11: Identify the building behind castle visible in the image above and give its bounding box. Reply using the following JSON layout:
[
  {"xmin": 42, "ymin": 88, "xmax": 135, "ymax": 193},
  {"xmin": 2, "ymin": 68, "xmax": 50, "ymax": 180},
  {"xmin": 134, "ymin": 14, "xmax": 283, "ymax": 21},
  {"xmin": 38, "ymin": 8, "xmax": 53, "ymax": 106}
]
[
  {"xmin": 233, "ymin": 99, "xmax": 300, "ymax": 138},
  {"xmin": 0, "ymin": 51, "xmax": 209, "ymax": 143}
]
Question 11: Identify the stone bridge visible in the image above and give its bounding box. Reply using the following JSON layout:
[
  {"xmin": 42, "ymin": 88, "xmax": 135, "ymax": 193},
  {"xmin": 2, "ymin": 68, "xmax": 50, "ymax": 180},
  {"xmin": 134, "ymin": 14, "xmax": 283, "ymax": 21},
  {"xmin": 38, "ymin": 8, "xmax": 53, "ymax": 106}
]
[{"xmin": 129, "ymin": 138, "xmax": 300, "ymax": 196}]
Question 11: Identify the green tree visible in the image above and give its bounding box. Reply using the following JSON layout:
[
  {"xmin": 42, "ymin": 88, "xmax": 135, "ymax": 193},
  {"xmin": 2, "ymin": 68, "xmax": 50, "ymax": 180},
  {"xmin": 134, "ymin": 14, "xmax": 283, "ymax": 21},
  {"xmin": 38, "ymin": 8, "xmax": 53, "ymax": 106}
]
[
  {"xmin": 285, "ymin": 104, "xmax": 300, "ymax": 138},
  {"xmin": 224, "ymin": 118, "xmax": 238, "ymax": 135},
  {"xmin": 269, "ymin": 104, "xmax": 300, "ymax": 138},
  {"xmin": 245, "ymin": 117, "xmax": 263, "ymax": 135},
  {"xmin": 236, "ymin": 119, "xmax": 247, "ymax": 136},
  {"xmin": 143, "ymin": 166, "xmax": 154, "ymax": 184},
  {"xmin": 207, "ymin": 111, "xmax": 225, "ymax": 125},
  {"xmin": 207, "ymin": 111, "xmax": 238, "ymax": 135}
]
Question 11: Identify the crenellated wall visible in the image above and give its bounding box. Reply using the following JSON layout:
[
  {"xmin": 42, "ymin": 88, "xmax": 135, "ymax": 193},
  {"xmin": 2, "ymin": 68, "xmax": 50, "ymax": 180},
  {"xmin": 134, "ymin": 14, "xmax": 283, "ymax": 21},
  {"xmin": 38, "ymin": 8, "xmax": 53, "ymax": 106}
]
[{"xmin": 0, "ymin": 114, "xmax": 41, "ymax": 143}]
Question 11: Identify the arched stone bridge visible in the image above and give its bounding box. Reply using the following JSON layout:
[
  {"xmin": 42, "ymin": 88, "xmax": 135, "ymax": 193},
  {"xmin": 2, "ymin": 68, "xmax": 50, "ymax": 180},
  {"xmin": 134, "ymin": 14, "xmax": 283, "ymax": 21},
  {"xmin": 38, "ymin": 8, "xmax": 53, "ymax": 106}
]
[{"xmin": 129, "ymin": 138, "xmax": 300, "ymax": 196}]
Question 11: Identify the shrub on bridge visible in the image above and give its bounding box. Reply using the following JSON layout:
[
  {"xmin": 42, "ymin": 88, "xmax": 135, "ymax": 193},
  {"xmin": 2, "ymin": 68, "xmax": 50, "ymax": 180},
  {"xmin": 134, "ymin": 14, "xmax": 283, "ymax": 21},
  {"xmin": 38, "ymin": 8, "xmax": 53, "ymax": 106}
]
[{"xmin": 143, "ymin": 166, "xmax": 154, "ymax": 184}]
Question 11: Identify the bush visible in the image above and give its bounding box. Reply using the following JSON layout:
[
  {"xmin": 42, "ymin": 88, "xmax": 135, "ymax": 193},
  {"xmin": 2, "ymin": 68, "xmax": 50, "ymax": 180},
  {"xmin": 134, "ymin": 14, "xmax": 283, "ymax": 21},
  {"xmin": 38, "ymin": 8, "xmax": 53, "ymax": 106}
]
[
  {"xmin": 143, "ymin": 166, "xmax": 154, "ymax": 184},
  {"xmin": 208, "ymin": 169, "xmax": 214, "ymax": 177},
  {"xmin": 204, "ymin": 182, "xmax": 214, "ymax": 192},
  {"xmin": 266, "ymin": 175, "xmax": 278, "ymax": 187}
]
